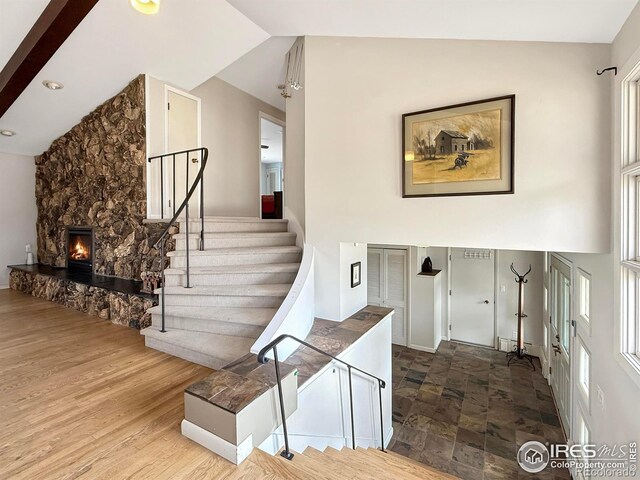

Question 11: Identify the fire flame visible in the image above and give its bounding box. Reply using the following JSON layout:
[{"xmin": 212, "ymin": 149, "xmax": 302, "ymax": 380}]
[{"xmin": 70, "ymin": 239, "xmax": 89, "ymax": 261}]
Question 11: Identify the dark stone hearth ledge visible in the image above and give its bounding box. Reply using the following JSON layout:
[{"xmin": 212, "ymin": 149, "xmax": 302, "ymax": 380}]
[
  {"xmin": 185, "ymin": 305, "xmax": 394, "ymax": 414},
  {"xmin": 8, "ymin": 264, "xmax": 155, "ymax": 301}
]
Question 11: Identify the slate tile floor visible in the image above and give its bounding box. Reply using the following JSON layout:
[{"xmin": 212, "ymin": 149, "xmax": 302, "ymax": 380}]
[{"xmin": 389, "ymin": 342, "xmax": 570, "ymax": 480}]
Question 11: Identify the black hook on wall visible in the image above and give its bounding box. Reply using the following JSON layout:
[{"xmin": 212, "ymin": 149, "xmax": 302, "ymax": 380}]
[
  {"xmin": 510, "ymin": 263, "xmax": 532, "ymax": 284},
  {"xmin": 597, "ymin": 66, "xmax": 618, "ymax": 76}
]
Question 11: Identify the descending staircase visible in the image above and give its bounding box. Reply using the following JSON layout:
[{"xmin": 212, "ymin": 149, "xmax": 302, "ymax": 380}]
[
  {"xmin": 141, "ymin": 217, "xmax": 301, "ymax": 369},
  {"xmin": 235, "ymin": 446, "xmax": 456, "ymax": 480}
]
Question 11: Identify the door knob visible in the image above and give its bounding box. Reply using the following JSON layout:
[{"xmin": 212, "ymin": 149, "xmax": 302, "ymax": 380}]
[
  {"xmin": 484, "ymin": 300, "xmax": 490, "ymax": 304},
  {"xmin": 556, "ymin": 334, "xmax": 560, "ymax": 341},
  {"xmin": 191, "ymin": 157, "xmax": 199, "ymax": 163}
]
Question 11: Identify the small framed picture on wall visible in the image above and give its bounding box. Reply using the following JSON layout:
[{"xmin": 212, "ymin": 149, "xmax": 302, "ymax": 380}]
[{"xmin": 351, "ymin": 262, "xmax": 361, "ymax": 288}]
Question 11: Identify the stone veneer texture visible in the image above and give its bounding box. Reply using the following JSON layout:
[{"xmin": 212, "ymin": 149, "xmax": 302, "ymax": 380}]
[
  {"xmin": 35, "ymin": 74, "xmax": 168, "ymax": 279},
  {"xmin": 10, "ymin": 270, "xmax": 154, "ymax": 329}
]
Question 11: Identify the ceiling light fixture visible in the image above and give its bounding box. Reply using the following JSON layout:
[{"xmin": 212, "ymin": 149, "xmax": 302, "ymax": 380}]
[
  {"xmin": 43, "ymin": 80, "xmax": 64, "ymax": 90},
  {"xmin": 0, "ymin": 130, "xmax": 16, "ymax": 137},
  {"xmin": 130, "ymin": 0, "xmax": 161, "ymax": 15}
]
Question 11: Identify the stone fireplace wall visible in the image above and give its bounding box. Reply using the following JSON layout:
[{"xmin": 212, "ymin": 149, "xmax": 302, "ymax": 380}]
[{"xmin": 35, "ymin": 75, "xmax": 167, "ymax": 279}]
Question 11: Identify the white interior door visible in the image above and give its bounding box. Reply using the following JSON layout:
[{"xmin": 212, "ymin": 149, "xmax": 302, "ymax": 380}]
[
  {"xmin": 549, "ymin": 255, "xmax": 572, "ymax": 434},
  {"xmin": 167, "ymin": 89, "xmax": 200, "ymax": 217},
  {"xmin": 450, "ymin": 248, "xmax": 495, "ymax": 347},
  {"xmin": 367, "ymin": 248, "xmax": 407, "ymax": 346},
  {"xmin": 266, "ymin": 166, "xmax": 281, "ymax": 194}
]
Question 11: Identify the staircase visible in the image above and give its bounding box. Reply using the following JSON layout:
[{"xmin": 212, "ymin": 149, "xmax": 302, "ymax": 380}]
[
  {"xmin": 141, "ymin": 217, "xmax": 301, "ymax": 369},
  {"xmin": 234, "ymin": 446, "xmax": 456, "ymax": 480}
]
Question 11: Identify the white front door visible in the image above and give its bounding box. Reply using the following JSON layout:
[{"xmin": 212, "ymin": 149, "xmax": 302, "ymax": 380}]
[
  {"xmin": 367, "ymin": 248, "xmax": 407, "ymax": 345},
  {"xmin": 167, "ymin": 89, "xmax": 200, "ymax": 216},
  {"xmin": 549, "ymin": 255, "xmax": 572, "ymax": 434},
  {"xmin": 450, "ymin": 248, "xmax": 495, "ymax": 347}
]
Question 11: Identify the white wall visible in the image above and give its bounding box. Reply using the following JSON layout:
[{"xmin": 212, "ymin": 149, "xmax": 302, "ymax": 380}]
[
  {"xmin": 409, "ymin": 246, "xmax": 442, "ymax": 352},
  {"xmin": 575, "ymin": 2, "xmax": 640, "ymax": 454},
  {"xmin": 0, "ymin": 152, "xmax": 37, "ymax": 288},
  {"xmin": 283, "ymin": 37, "xmax": 306, "ymax": 241},
  {"xmin": 301, "ymin": 36, "xmax": 611, "ymax": 320},
  {"xmin": 496, "ymin": 250, "xmax": 544, "ymax": 347}
]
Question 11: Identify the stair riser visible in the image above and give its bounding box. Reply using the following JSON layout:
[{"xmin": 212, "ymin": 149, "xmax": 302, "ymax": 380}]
[
  {"xmin": 169, "ymin": 252, "xmax": 301, "ymax": 268},
  {"xmin": 161, "ymin": 294, "xmax": 285, "ymax": 308},
  {"xmin": 151, "ymin": 314, "xmax": 263, "ymax": 338},
  {"xmin": 144, "ymin": 336, "xmax": 227, "ymax": 369},
  {"xmin": 164, "ymin": 272, "xmax": 297, "ymax": 287},
  {"xmin": 182, "ymin": 221, "xmax": 288, "ymax": 233},
  {"xmin": 175, "ymin": 236, "xmax": 296, "ymax": 250}
]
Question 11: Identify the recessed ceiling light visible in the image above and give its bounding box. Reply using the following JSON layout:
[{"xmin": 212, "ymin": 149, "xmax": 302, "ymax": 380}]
[
  {"xmin": 0, "ymin": 130, "xmax": 16, "ymax": 137},
  {"xmin": 130, "ymin": 0, "xmax": 161, "ymax": 14},
  {"xmin": 43, "ymin": 80, "xmax": 64, "ymax": 90}
]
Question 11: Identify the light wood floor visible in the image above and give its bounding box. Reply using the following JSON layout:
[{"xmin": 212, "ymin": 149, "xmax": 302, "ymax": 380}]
[{"xmin": 0, "ymin": 290, "xmax": 453, "ymax": 479}]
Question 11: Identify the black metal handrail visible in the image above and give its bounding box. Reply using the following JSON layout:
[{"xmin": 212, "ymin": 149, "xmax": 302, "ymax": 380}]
[
  {"xmin": 257, "ymin": 334, "xmax": 386, "ymax": 460},
  {"xmin": 148, "ymin": 147, "xmax": 208, "ymax": 333}
]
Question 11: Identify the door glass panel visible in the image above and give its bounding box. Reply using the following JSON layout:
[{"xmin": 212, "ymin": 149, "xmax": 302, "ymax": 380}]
[
  {"xmin": 561, "ymin": 275, "xmax": 571, "ymax": 352},
  {"xmin": 551, "ymin": 266, "xmax": 558, "ymax": 330}
]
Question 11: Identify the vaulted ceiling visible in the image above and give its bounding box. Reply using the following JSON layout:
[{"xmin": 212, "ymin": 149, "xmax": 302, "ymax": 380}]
[
  {"xmin": 0, "ymin": 0, "xmax": 270, "ymax": 156},
  {"xmin": 228, "ymin": 0, "xmax": 638, "ymax": 43},
  {"xmin": 1, "ymin": 0, "xmax": 638, "ymax": 156}
]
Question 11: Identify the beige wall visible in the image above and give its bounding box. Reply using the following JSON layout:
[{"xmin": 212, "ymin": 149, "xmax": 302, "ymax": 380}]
[
  {"xmin": 300, "ymin": 36, "xmax": 611, "ymax": 320},
  {"xmin": 612, "ymin": 1, "xmax": 640, "ymax": 67},
  {"xmin": 0, "ymin": 152, "xmax": 37, "ymax": 287},
  {"xmin": 283, "ymin": 38, "xmax": 306, "ymax": 241},
  {"xmin": 192, "ymin": 77, "xmax": 285, "ymax": 217}
]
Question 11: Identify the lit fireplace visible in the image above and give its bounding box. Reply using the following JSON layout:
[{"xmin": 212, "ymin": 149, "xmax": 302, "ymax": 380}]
[
  {"xmin": 67, "ymin": 226, "xmax": 93, "ymax": 273},
  {"xmin": 70, "ymin": 238, "xmax": 90, "ymax": 260}
]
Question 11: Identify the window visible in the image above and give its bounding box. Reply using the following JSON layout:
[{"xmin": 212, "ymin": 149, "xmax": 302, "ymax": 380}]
[
  {"xmin": 577, "ymin": 339, "xmax": 590, "ymax": 407},
  {"xmin": 577, "ymin": 411, "xmax": 590, "ymax": 445},
  {"xmin": 577, "ymin": 269, "xmax": 591, "ymax": 334},
  {"xmin": 620, "ymin": 67, "xmax": 640, "ymax": 377}
]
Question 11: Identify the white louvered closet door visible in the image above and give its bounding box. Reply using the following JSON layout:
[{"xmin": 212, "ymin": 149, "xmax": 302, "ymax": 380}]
[
  {"xmin": 367, "ymin": 249, "xmax": 384, "ymax": 305},
  {"xmin": 367, "ymin": 248, "xmax": 407, "ymax": 346}
]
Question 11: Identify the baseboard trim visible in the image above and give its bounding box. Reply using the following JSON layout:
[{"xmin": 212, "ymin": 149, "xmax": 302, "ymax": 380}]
[
  {"xmin": 408, "ymin": 343, "xmax": 436, "ymax": 354},
  {"xmin": 384, "ymin": 426, "xmax": 394, "ymax": 449},
  {"xmin": 181, "ymin": 419, "xmax": 253, "ymax": 465}
]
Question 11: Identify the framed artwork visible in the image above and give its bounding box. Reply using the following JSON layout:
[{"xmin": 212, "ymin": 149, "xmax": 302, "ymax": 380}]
[
  {"xmin": 351, "ymin": 262, "xmax": 361, "ymax": 288},
  {"xmin": 402, "ymin": 95, "xmax": 515, "ymax": 197}
]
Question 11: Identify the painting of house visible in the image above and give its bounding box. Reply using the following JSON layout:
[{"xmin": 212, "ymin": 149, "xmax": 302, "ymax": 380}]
[{"xmin": 435, "ymin": 130, "xmax": 470, "ymax": 154}]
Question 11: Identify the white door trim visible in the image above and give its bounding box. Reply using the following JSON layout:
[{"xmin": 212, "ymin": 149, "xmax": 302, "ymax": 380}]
[
  {"xmin": 258, "ymin": 112, "xmax": 286, "ymax": 217},
  {"xmin": 549, "ymin": 252, "xmax": 574, "ymax": 441},
  {"xmin": 446, "ymin": 248, "xmax": 498, "ymax": 349},
  {"xmin": 163, "ymin": 84, "xmax": 202, "ymax": 218}
]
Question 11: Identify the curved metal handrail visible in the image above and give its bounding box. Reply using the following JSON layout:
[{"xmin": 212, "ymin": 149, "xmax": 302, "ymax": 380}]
[
  {"xmin": 147, "ymin": 147, "xmax": 208, "ymax": 332},
  {"xmin": 258, "ymin": 334, "xmax": 386, "ymax": 387},
  {"xmin": 149, "ymin": 147, "xmax": 209, "ymax": 249},
  {"xmin": 257, "ymin": 333, "xmax": 386, "ymax": 461}
]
